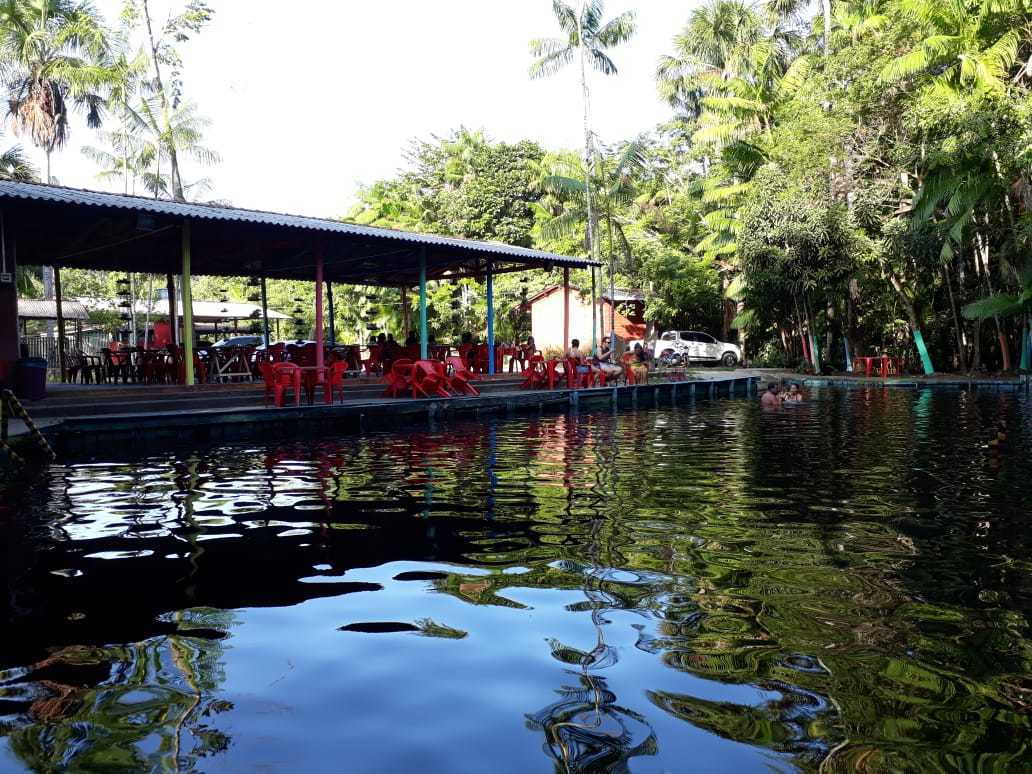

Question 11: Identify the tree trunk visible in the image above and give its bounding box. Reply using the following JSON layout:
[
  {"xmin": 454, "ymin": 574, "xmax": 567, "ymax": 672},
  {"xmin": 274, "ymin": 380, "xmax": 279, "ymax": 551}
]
[
  {"xmin": 972, "ymin": 318, "xmax": 982, "ymax": 371},
  {"xmin": 821, "ymin": 0, "xmax": 832, "ymax": 56},
  {"xmin": 142, "ymin": 0, "xmax": 185, "ymax": 202},
  {"xmin": 888, "ymin": 274, "xmax": 934, "ymax": 374},
  {"xmin": 942, "ymin": 265, "xmax": 966, "ymax": 372}
]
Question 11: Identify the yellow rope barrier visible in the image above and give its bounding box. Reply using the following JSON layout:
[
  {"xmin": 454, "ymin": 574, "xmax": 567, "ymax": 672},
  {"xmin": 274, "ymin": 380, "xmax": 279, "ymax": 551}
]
[{"xmin": 0, "ymin": 389, "xmax": 56, "ymax": 461}]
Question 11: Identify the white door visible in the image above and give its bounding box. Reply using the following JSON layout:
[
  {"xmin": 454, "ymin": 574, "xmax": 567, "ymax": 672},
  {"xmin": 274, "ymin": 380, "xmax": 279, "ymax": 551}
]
[
  {"xmin": 697, "ymin": 333, "xmax": 720, "ymax": 360},
  {"xmin": 681, "ymin": 332, "xmax": 703, "ymax": 361}
]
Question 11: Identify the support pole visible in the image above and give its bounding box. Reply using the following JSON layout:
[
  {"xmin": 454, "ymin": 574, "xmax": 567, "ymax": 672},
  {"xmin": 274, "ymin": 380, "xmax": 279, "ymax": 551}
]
[
  {"xmin": 181, "ymin": 221, "xmax": 195, "ymax": 385},
  {"xmin": 590, "ymin": 265, "xmax": 598, "ymax": 353},
  {"xmin": 563, "ymin": 267, "xmax": 570, "ymax": 349},
  {"xmin": 166, "ymin": 272, "xmax": 178, "ymax": 348},
  {"xmin": 327, "ymin": 280, "xmax": 336, "ymax": 346},
  {"xmin": 260, "ymin": 276, "xmax": 271, "ymax": 345},
  {"xmin": 315, "ymin": 249, "xmax": 325, "ymax": 375},
  {"xmin": 54, "ymin": 267, "xmax": 67, "ymax": 382},
  {"xmin": 419, "ymin": 248, "xmax": 428, "ymax": 360},
  {"xmin": 486, "ymin": 261, "xmax": 495, "ymax": 375}
]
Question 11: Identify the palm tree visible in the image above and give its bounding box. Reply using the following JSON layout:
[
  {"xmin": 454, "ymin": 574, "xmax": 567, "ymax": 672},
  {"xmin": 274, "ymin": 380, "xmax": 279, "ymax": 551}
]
[
  {"xmin": 125, "ymin": 0, "xmax": 214, "ymax": 202},
  {"xmin": 880, "ymin": 0, "xmax": 1028, "ymax": 96},
  {"xmin": 1, "ymin": 0, "xmax": 113, "ymax": 182},
  {"xmin": 0, "ymin": 137, "xmax": 36, "ymax": 180},
  {"xmin": 530, "ymin": 0, "xmax": 636, "ymax": 337},
  {"xmin": 127, "ymin": 96, "xmax": 219, "ymax": 199},
  {"xmin": 81, "ymin": 126, "xmax": 154, "ymax": 193}
]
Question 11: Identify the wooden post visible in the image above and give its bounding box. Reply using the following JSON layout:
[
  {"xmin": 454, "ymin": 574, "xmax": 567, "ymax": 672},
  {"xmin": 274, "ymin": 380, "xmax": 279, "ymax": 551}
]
[
  {"xmin": 0, "ymin": 218, "xmax": 18, "ymax": 378},
  {"xmin": 562, "ymin": 267, "xmax": 570, "ymax": 350},
  {"xmin": 419, "ymin": 248, "xmax": 428, "ymax": 360},
  {"xmin": 54, "ymin": 267, "xmax": 67, "ymax": 382},
  {"xmin": 486, "ymin": 261, "xmax": 495, "ymax": 375},
  {"xmin": 181, "ymin": 221, "xmax": 195, "ymax": 385}
]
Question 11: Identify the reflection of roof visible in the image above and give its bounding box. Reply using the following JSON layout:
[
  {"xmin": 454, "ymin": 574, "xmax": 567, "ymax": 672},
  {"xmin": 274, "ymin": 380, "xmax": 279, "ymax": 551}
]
[
  {"xmin": 17, "ymin": 298, "xmax": 89, "ymax": 320},
  {"xmin": 78, "ymin": 297, "xmax": 292, "ymax": 321},
  {"xmin": 525, "ymin": 285, "xmax": 644, "ymax": 305}
]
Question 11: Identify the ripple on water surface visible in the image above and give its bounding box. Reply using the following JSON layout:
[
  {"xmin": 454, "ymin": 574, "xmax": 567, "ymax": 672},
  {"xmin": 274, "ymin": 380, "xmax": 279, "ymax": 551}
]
[{"xmin": 1, "ymin": 386, "xmax": 1030, "ymax": 772}]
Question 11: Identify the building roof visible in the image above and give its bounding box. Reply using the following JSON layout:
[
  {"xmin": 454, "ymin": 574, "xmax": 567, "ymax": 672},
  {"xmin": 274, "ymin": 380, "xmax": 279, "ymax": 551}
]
[
  {"xmin": 602, "ymin": 288, "xmax": 644, "ymax": 303},
  {"xmin": 78, "ymin": 297, "xmax": 291, "ymax": 321},
  {"xmin": 524, "ymin": 285, "xmax": 644, "ymax": 306},
  {"xmin": 0, "ymin": 181, "xmax": 599, "ymax": 286},
  {"xmin": 17, "ymin": 298, "xmax": 89, "ymax": 321}
]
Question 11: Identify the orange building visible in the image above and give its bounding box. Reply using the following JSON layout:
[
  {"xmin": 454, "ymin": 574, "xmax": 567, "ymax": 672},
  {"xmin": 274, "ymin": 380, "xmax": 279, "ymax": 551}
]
[{"xmin": 524, "ymin": 286, "xmax": 646, "ymax": 350}]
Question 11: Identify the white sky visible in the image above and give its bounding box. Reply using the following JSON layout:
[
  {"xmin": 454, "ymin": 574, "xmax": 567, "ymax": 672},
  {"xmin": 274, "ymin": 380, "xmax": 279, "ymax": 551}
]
[{"xmin": 44, "ymin": 0, "xmax": 697, "ymax": 218}]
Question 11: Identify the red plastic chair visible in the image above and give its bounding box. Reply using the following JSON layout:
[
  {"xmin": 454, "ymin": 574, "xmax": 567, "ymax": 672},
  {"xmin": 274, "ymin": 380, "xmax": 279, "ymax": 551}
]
[
  {"xmin": 412, "ymin": 360, "xmax": 451, "ymax": 398},
  {"xmin": 446, "ymin": 356, "xmax": 481, "ymax": 396},
  {"xmin": 269, "ymin": 362, "xmax": 301, "ymax": 407},
  {"xmin": 383, "ymin": 358, "xmax": 415, "ymax": 398},
  {"xmin": 326, "ymin": 360, "xmax": 351, "ymax": 403},
  {"xmin": 520, "ymin": 355, "xmax": 548, "ymax": 390},
  {"xmin": 565, "ymin": 358, "xmax": 597, "ymax": 389}
]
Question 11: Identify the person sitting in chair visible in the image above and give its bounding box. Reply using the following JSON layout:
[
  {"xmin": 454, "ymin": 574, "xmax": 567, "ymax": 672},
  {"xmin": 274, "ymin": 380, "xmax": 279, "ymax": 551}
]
[{"xmin": 594, "ymin": 336, "xmax": 624, "ymax": 382}]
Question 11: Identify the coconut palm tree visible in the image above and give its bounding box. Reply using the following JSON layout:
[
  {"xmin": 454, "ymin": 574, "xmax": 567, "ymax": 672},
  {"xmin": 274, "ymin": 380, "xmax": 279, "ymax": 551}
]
[
  {"xmin": 1, "ymin": 0, "xmax": 113, "ymax": 182},
  {"xmin": 0, "ymin": 137, "xmax": 36, "ymax": 180},
  {"xmin": 530, "ymin": 0, "xmax": 636, "ymax": 336},
  {"xmin": 127, "ymin": 95, "xmax": 219, "ymax": 199}
]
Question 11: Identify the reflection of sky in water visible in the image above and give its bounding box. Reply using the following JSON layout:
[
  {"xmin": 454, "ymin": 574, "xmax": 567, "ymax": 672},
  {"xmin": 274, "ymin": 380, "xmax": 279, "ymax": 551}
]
[{"xmin": 2, "ymin": 387, "xmax": 1031, "ymax": 772}]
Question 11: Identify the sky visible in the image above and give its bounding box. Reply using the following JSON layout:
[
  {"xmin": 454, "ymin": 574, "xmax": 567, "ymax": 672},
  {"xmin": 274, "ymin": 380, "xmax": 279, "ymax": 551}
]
[{"xmin": 45, "ymin": 0, "xmax": 697, "ymax": 219}]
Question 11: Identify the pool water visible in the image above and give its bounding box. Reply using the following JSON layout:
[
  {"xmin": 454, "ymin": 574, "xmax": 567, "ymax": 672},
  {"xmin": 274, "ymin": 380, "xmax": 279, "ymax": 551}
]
[{"xmin": 1, "ymin": 387, "xmax": 1030, "ymax": 772}]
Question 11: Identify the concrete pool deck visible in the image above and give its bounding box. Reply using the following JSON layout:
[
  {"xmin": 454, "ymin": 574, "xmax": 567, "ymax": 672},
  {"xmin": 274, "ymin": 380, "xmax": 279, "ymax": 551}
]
[{"xmin": 4, "ymin": 371, "xmax": 760, "ymax": 458}]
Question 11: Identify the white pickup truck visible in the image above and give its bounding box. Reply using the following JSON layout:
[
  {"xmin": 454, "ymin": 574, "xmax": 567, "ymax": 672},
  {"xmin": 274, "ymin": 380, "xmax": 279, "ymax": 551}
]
[{"xmin": 635, "ymin": 330, "xmax": 742, "ymax": 367}]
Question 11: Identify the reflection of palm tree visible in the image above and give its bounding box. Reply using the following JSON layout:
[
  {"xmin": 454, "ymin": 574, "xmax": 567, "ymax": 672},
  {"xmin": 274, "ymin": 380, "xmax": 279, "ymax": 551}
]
[{"xmin": 526, "ymin": 671, "xmax": 657, "ymax": 771}]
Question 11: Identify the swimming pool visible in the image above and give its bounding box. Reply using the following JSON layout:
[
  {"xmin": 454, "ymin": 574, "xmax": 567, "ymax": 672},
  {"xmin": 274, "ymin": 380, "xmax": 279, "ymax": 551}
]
[{"xmin": 1, "ymin": 386, "xmax": 1029, "ymax": 771}]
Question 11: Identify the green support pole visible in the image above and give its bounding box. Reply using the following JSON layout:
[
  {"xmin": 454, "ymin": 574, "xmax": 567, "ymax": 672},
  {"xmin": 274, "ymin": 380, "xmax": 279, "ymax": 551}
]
[
  {"xmin": 181, "ymin": 220, "xmax": 195, "ymax": 385},
  {"xmin": 260, "ymin": 276, "xmax": 271, "ymax": 345},
  {"xmin": 419, "ymin": 248, "xmax": 428, "ymax": 360},
  {"xmin": 591, "ymin": 266, "xmax": 597, "ymax": 354},
  {"xmin": 912, "ymin": 328, "xmax": 935, "ymax": 375}
]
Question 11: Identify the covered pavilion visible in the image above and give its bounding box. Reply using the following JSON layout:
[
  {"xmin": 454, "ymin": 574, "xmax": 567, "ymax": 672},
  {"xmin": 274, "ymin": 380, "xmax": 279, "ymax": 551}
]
[{"xmin": 0, "ymin": 181, "xmax": 600, "ymax": 387}]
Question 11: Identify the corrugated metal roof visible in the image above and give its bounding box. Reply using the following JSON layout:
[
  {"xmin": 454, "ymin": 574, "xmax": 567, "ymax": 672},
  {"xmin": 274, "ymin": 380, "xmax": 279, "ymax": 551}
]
[
  {"xmin": 0, "ymin": 180, "xmax": 599, "ymax": 268},
  {"xmin": 17, "ymin": 298, "xmax": 89, "ymax": 320},
  {"xmin": 79, "ymin": 297, "xmax": 292, "ymax": 320}
]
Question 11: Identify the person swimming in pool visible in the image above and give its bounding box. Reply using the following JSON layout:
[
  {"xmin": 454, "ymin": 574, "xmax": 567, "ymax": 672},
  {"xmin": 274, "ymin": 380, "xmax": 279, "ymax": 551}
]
[
  {"xmin": 783, "ymin": 384, "xmax": 803, "ymax": 402},
  {"xmin": 761, "ymin": 382, "xmax": 781, "ymax": 409}
]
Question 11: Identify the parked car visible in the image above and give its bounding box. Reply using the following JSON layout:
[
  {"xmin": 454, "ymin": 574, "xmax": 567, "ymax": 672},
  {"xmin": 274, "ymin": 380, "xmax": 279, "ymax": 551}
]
[
  {"xmin": 642, "ymin": 330, "xmax": 741, "ymax": 367},
  {"xmin": 213, "ymin": 335, "xmax": 266, "ymax": 349}
]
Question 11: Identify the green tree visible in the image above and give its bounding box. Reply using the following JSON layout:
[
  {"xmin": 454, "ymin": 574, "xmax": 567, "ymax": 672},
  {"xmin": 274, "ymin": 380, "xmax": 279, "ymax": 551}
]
[{"xmin": 1, "ymin": 0, "xmax": 113, "ymax": 182}]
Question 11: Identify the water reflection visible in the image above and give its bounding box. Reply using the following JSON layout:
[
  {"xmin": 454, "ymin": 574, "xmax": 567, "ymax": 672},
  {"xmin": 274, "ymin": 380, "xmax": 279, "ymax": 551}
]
[{"xmin": 1, "ymin": 387, "xmax": 1030, "ymax": 771}]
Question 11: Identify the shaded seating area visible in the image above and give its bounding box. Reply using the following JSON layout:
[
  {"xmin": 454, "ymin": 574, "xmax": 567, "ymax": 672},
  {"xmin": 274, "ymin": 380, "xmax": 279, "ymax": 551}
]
[{"xmin": 0, "ymin": 181, "xmax": 601, "ymax": 407}]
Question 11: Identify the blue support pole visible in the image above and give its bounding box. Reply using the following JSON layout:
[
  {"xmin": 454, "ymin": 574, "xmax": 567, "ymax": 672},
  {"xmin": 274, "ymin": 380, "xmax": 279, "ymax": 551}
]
[
  {"xmin": 486, "ymin": 261, "xmax": 495, "ymax": 375},
  {"xmin": 419, "ymin": 247, "xmax": 428, "ymax": 361}
]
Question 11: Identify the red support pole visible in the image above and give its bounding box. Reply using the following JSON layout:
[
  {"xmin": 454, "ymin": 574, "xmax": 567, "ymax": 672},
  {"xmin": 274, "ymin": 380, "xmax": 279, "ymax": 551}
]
[
  {"xmin": 315, "ymin": 250, "xmax": 325, "ymax": 378},
  {"xmin": 562, "ymin": 267, "xmax": 570, "ymax": 349}
]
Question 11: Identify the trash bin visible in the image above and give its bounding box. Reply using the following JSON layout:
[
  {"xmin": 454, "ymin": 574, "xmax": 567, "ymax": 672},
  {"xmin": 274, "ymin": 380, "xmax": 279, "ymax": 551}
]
[{"xmin": 14, "ymin": 357, "xmax": 48, "ymax": 401}]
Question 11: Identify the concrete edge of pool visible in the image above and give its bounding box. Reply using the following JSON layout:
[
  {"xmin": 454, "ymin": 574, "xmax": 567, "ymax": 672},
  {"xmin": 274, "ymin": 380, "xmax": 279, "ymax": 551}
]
[{"xmin": 11, "ymin": 375, "xmax": 760, "ymax": 458}]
